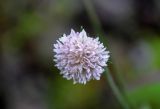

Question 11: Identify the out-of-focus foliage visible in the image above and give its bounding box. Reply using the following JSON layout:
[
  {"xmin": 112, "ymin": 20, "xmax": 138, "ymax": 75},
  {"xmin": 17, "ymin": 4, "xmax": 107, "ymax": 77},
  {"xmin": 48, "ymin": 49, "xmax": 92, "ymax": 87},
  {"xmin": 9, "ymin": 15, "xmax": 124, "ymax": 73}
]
[
  {"xmin": 10, "ymin": 12, "xmax": 46, "ymax": 47},
  {"xmin": 149, "ymin": 38, "xmax": 160, "ymax": 69},
  {"xmin": 128, "ymin": 83, "xmax": 160, "ymax": 109}
]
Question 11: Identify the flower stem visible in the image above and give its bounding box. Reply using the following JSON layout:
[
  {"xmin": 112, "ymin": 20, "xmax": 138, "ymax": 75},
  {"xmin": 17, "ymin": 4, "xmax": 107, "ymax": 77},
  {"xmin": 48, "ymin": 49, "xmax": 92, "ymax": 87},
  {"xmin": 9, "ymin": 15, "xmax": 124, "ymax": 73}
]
[
  {"xmin": 105, "ymin": 68, "xmax": 130, "ymax": 109},
  {"xmin": 82, "ymin": 0, "xmax": 131, "ymax": 108}
]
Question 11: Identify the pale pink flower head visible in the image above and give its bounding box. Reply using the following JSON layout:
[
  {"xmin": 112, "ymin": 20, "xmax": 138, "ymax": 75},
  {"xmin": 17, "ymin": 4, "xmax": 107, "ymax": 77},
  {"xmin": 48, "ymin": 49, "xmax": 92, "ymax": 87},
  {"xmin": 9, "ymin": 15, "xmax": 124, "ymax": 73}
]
[{"xmin": 53, "ymin": 29, "xmax": 110, "ymax": 84}]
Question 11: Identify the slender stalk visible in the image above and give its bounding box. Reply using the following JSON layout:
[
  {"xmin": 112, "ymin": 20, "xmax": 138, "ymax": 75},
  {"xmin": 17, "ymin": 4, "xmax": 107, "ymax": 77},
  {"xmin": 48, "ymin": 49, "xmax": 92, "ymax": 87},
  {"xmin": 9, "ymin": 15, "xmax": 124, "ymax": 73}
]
[
  {"xmin": 82, "ymin": 0, "xmax": 131, "ymax": 108},
  {"xmin": 105, "ymin": 68, "xmax": 130, "ymax": 109},
  {"xmin": 82, "ymin": 0, "xmax": 107, "ymax": 43},
  {"xmin": 82, "ymin": 0, "xmax": 101, "ymax": 33},
  {"xmin": 83, "ymin": 0, "xmax": 125, "ymax": 89}
]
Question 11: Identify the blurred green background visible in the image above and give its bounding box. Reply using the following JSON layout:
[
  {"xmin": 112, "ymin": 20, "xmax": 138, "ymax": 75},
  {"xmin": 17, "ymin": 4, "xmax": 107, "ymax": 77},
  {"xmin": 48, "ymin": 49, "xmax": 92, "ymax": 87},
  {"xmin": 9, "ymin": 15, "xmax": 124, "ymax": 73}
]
[{"xmin": 0, "ymin": 0, "xmax": 160, "ymax": 109}]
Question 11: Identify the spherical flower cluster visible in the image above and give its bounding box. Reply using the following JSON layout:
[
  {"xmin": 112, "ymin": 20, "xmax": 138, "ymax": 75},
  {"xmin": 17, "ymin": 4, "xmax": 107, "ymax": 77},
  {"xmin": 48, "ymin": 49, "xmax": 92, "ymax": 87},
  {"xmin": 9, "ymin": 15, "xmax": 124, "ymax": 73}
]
[{"xmin": 53, "ymin": 29, "xmax": 110, "ymax": 84}]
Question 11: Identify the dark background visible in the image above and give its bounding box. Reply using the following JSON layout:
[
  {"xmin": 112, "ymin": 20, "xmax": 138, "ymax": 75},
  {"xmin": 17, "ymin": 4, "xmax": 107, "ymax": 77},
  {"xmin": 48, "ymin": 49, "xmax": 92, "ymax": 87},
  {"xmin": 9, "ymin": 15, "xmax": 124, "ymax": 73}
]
[{"xmin": 0, "ymin": 0, "xmax": 160, "ymax": 109}]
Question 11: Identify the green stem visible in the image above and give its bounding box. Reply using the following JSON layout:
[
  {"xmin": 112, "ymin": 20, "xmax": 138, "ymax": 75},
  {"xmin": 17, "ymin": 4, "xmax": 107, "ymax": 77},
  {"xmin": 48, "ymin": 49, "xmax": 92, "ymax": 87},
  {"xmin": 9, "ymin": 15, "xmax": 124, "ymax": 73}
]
[
  {"xmin": 82, "ymin": 0, "xmax": 125, "ymax": 88},
  {"xmin": 105, "ymin": 68, "xmax": 130, "ymax": 109},
  {"xmin": 82, "ymin": 0, "xmax": 107, "ymax": 43},
  {"xmin": 82, "ymin": 0, "xmax": 102, "ymax": 34},
  {"xmin": 82, "ymin": 0, "xmax": 131, "ymax": 108}
]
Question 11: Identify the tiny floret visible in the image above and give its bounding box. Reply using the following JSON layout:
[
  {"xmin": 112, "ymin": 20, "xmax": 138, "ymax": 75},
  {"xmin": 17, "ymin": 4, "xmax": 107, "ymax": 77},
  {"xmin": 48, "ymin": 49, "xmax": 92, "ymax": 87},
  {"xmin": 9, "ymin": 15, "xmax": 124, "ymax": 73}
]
[{"xmin": 53, "ymin": 29, "xmax": 110, "ymax": 84}]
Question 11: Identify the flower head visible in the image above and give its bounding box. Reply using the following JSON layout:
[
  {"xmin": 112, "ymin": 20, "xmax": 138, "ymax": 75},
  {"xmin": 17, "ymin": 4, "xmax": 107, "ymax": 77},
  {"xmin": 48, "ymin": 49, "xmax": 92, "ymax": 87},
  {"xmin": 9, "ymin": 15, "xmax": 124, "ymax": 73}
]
[{"xmin": 53, "ymin": 29, "xmax": 110, "ymax": 84}]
